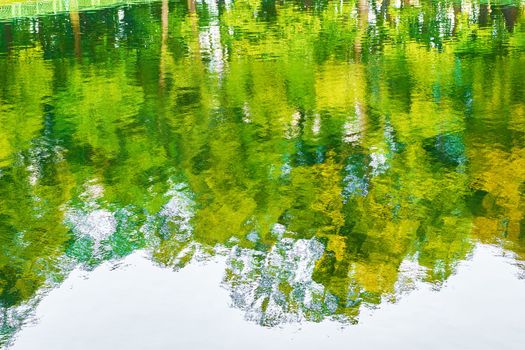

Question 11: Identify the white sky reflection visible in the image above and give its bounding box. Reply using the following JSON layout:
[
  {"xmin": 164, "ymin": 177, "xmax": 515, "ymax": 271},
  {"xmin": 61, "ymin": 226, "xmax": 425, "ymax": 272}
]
[{"xmin": 11, "ymin": 244, "xmax": 525, "ymax": 350}]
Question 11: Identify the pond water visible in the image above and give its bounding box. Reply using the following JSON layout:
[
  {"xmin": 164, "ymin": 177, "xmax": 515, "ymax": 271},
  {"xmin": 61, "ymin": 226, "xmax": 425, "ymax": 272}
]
[{"xmin": 0, "ymin": 0, "xmax": 524, "ymax": 348}]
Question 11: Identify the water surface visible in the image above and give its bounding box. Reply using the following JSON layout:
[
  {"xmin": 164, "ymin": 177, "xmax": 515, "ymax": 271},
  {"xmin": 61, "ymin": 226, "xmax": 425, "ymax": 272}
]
[{"xmin": 0, "ymin": 0, "xmax": 524, "ymax": 348}]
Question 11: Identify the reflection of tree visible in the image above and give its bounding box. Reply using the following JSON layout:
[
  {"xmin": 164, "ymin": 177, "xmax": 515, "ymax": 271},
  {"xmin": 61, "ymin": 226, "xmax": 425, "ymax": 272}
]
[
  {"xmin": 1, "ymin": 0, "xmax": 525, "ymax": 345},
  {"xmin": 70, "ymin": 0, "xmax": 81, "ymax": 58}
]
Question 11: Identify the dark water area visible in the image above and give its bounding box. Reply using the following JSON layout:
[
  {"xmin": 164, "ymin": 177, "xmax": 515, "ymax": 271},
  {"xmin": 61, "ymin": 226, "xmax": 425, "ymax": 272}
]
[{"xmin": 0, "ymin": 0, "xmax": 524, "ymax": 348}]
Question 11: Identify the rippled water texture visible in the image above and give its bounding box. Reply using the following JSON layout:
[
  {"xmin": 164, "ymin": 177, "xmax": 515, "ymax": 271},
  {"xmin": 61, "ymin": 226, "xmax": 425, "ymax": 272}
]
[{"xmin": 0, "ymin": 0, "xmax": 524, "ymax": 348}]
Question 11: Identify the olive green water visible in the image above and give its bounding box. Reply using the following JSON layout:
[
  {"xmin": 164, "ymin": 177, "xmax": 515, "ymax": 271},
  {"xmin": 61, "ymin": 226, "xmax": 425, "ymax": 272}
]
[{"xmin": 0, "ymin": 0, "xmax": 525, "ymax": 347}]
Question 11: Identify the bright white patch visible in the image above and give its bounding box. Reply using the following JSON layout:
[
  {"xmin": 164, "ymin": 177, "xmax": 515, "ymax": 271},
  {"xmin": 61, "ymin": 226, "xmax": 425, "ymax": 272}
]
[
  {"xmin": 369, "ymin": 151, "xmax": 388, "ymax": 176},
  {"xmin": 199, "ymin": 25, "xmax": 225, "ymax": 75},
  {"xmin": 312, "ymin": 114, "xmax": 321, "ymax": 135},
  {"xmin": 242, "ymin": 102, "xmax": 251, "ymax": 123},
  {"xmin": 343, "ymin": 118, "xmax": 361, "ymax": 144},
  {"xmin": 285, "ymin": 111, "xmax": 302, "ymax": 139},
  {"xmin": 270, "ymin": 223, "xmax": 286, "ymax": 239},
  {"xmin": 223, "ymin": 238, "xmax": 326, "ymax": 326},
  {"xmin": 67, "ymin": 209, "xmax": 116, "ymax": 242},
  {"xmin": 393, "ymin": 257, "xmax": 428, "ymax": 297},
  {"xmin": 159, "ymin": 183, "xmax": 195, "ymax": 237}
]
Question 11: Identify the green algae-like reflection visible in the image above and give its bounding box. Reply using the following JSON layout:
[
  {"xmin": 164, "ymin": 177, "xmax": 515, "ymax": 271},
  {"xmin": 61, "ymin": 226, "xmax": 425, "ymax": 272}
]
[{"xmin": 1, "ymin": 0, "xmax": 525, "ymax": 346}]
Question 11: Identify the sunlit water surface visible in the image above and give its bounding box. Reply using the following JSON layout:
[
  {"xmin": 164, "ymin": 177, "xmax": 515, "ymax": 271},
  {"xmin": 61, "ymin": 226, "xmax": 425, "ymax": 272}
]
[{"xmin": 0, "ymin": 0, "xmax": 525, "ymax": 348}]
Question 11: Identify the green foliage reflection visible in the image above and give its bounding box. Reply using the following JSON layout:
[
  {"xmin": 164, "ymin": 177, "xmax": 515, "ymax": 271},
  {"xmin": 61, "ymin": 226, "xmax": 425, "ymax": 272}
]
[{"xmin": 1, "ymin": 0, "xmax": 525, "ymax": 345}]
